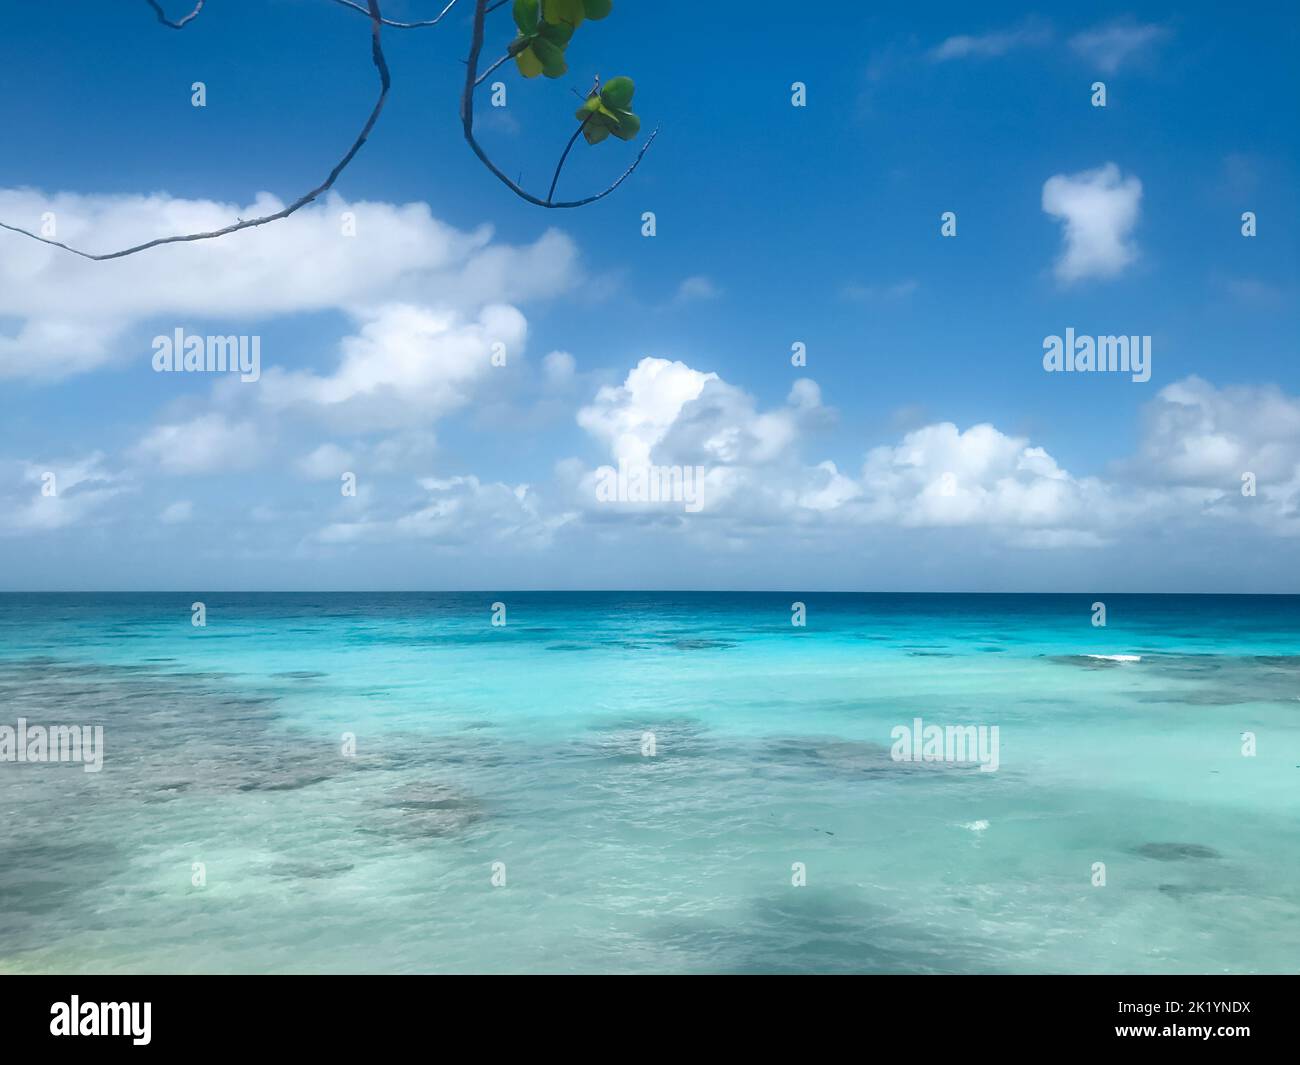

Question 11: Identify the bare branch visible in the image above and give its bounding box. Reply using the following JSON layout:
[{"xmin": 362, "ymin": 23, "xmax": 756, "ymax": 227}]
[
  {"xmin": 329, "ymin": 0, "xmax": 458, "ymax": 30},
  {"xmin": 145, "ymin": 0, "xmax": 206, "ymax": 29},
  {"xmin": 474, "ymin": 51, "xmax": 512, "ymax": 88},
  {"xmin": 0, "ymin": 1, "xmax": 393, "ymax": 261},
  {"xmin": 2, "ymin": 0, "xmax": 653, "ymax": 260},
  {"xmin": 547, "ymin": 115, "xmax": 591, "ymax": 204},
  {"xmin": 329, "ymin": 0, "xmax": 508, "ymax": 30},
  {"xmin": 460, "ymin": 0, "xmax": 658, "ymax": 209}
]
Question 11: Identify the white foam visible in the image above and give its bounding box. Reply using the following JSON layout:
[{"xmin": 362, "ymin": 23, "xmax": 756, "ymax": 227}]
[{"xmin": 1085, "ymin": 654, "xmax": 1142, "ymax": 662}]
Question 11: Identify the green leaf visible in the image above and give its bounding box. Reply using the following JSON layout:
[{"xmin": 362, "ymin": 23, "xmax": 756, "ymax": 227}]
[
  {"xmin": 530, "ymin": 36, "xmax": 568, "ymax": 78},
  {"xmin": 543, "ymin": 0, "xmax": 584, "ymax": 27},
  {"xmin": 599, "ymin": 76, "xmax": 635, "ymax": 110},
  {"xmin": 609, "ymin": 109, "xmax": 640, "ymax": 140},
  {"xmin": 514, "ymin": 46, "xmax": 544, "ymax": 78},
  {"xmin": 583, "ymin": 0, "xmax": 613, "ymax": 19},
  {"xmin": 512, "ymin": 0, "xmax": 540, "ymax": 35},
  {"xmin": 536, "ymin": 20, "xmax": 574, "ymax": 48},
  {"xmin": 574, "ymin": 81, "xmax": 643, "ymax": 146}
]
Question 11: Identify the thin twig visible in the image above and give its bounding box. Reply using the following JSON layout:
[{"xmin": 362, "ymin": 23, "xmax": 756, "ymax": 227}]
[
  {"xmin": 0, "ymin": 1, "xmax": 393, "ymax": 260},
  {"xmin": 329, "ymin": 0, "xmax": 457, "ymax": 30},
  {"xmin": 474, "ymin": 51, "xmax": 512, "ymax": 88},
  {"xmin": 547, "ymin": 115, "xmax": 592, "ymax": 203},
  {"xmin": 460, "ymin": 0, "xmax": 657, "ymax": 209},
  {"xmin": 145, "ymin": 0, "xmax": 206, "ymax": 29},
  {"xmin": 330, "ymin": 0, "xmax": 506, "ymax": 29}
]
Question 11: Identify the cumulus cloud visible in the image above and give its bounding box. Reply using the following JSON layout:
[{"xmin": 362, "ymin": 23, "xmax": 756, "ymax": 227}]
[
  {"xmin": 578, "ymin": 358, "xmax": 720, "ymax": 467},
  {"xmin": 1128, "ymin": 376, "xmax": 1300, "ymax": 533},
  {"xmin": 258, "ymin": 303, "xmax": 527, "ymax": 431},
  {"xmin": 858, "ymin": 422, "xmax": 1115, "ymax": 539},
  {"xmin": 577, "ymin": 357, "xmax": 829, "ymax": 473},
  {"xmin": 568, "ymin": 357, "xmax": 1133, "ymax": 541},
  {"xmin": 572, "ymin": 357, "xmax": 848, "ymax": 521},
  {"xmin": 0, "ymin": 188, "xmax": 577, "ymax": 380},
  {"xmin": 1133, "ymin": 377, "xmax": 1300, "ymax": 483},
  {"xmin": 1042, "ymin": 163, "xmax": 1142, "ymax": 283},
  {"xmin": 1069, "ymin": 19, "xmax": 1170, "ymax": 73},
  {"xmin": 569, "ymin": 358, "xmax": 1300, "ymax": 550},
  {"xmin": 795, "ymin": 461, "xmax": 862, "ymax": 512}
]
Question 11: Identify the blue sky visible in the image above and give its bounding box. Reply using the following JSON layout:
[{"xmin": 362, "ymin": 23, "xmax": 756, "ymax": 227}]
[{"xmin": 1, "ymin": 0, "xmax": 1297, "ymax": 590}]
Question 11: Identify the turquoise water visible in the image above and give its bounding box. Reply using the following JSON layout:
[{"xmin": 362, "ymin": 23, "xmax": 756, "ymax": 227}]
[{"xmin": 1, "ymin": 592, "xmax": 1297, "ymax": 974}]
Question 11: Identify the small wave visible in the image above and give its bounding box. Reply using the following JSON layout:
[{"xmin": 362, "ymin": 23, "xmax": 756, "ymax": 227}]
[{"xmin": 1085, "ymin": 654, "xmax": 1142, "ymax": 662}]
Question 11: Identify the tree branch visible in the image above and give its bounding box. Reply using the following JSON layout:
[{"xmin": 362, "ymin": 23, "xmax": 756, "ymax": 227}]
[
  {"xmin": 460, "ymin": 0, "xmax": 658, "ymax": 209},
  {"xmin": 474, "ymin": 51, "xmax": 513, "ymax": 88},
  {"xmin": 2, "ymin": 0, "xmax": 654, "ymax": 260},
  {"xmin": 548, "ymin": 115, "xmax": 591, "ymax": 204},
  {"xmin": 329, "ymin": 0, "xmax": 458, "ymax": 30},
  {"xmin": 145, "ymin": 0, "xmax": 206, "ymax": 29},
  {"xmin": 330, "ymin": 0, "xmax": 508, "ymax": 30},
  {"xmin": 0, "ymin": 0, "xmax": 393, "ymax": 261}
]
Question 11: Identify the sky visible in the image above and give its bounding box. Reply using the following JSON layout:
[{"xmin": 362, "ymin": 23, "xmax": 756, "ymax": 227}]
[{"xmin": 0, "ymin": 0, "xmax": 1297, "ymax": 591}]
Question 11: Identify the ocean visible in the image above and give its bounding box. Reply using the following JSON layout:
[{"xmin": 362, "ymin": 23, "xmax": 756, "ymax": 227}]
[{"xmin": 1, "ymin": 592, "xmax": 1297, "ymax": 974}]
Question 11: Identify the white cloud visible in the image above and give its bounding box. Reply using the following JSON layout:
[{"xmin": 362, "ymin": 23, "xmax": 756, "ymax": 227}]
[
  {"xmin": 258, "ymin": 303, "xmax": 527, "ymax": 431},
  {"xmin": 859, "ymin": 422, "xmax": 1114, "ymax": 536},
  {"xmin": 675, "ymin": 275, "xmax": 721, "ymax": 302},
  {"xmin": 366, "ymin": 432, "xmax": 439, "ymax": 473},
  {"xmin": 578, "ymin": 358, "xmax": 720, "ymax": 467},
  {"xmin": 296, "ymin": 444, "xmax": 355, "ymax": 481},
  {"xmin": 0, "ymin": 188, "xmax": 577, "ymax": 381},
  {"xmin": 159, "ymin": 500, "xmax": 194, "ymax": 524},
  {"xmin": 1129, "ymin": 376, "xmax": 1300, "ymax": 533},
  {"xmin": 133, "ymin": 413, "xmax": 264, "ymax": 474},
  {"xmin": 572, "ymin": 357, "xmax": 847, "ymax": 521},
  {"xmin": 930, "ymin": 21, "xmax": 1052, "ymax": 61},
  {"xmin": 1134, "ymin": 377, "xmax": 1300, "ymax": 483},
  {"xmin": 1, "ymin": 452, "xmax": 126, "ymax": 533},
  {"xmin": 571, "ymin": 358, "xmax": 1126, "ymax": 541},
  {"xmin": 1070, "ymin": 19, "xmax": 1169, "ymax": 73},
  {"xmin": 656, "ymin": 377, "xmax": 805, "ymax": 469},
  {"xmin": 316, "ymin": 475, "xmax": 570, "ymax": 550},
  {"xmin": 1042, "ymin": 163, "xmax": 1142, "ymax": 283},
  {"xmin": 787, "ymin": 379, "xmax": 823, "ymax": 411},
  {"xmin": 796, "ymin": 461, "xmax": 861, "ymax": 512},
  {"xmin": 542, "ymin": 350, "xmax": 576, "ymax": 388}
]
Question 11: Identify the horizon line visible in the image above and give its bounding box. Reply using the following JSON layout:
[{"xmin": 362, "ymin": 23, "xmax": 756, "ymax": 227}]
[{"xmin": 2, "ymin": 589, "xmax": 1298, "ymax": 597}]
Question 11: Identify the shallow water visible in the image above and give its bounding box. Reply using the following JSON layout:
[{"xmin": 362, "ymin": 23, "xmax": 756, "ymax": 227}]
[{"xmin": 0, "ymin": 592, "xmax": 1297, "ymax": 973}]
